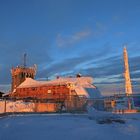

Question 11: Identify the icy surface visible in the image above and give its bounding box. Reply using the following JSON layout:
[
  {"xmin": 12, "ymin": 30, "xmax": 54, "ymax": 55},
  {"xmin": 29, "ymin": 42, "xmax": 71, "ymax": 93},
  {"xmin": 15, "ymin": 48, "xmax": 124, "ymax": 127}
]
[{"xmin": 0, "ymin": 114, "xmax": 140, "ymax": 140}]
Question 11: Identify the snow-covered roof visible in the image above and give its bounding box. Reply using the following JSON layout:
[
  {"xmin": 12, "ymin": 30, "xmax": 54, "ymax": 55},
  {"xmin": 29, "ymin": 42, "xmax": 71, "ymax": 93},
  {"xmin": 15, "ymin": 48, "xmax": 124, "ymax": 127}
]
[
  {"xmin": 17, "ymin": 78, "xmax": 42, "ymax": 88},
  {"xmin": 3, "ymin": 92, "xmax": 10, "ymax": 97},
  {"xmin": 17, "ymin": 77, "xmax": 94, "ymax": 89}
]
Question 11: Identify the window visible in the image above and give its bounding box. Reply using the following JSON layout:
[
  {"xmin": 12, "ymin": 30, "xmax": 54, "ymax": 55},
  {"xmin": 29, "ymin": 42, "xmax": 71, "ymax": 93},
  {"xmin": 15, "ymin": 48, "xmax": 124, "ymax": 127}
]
[
  {"xmin": 48, "ymin": 89, "xmax": 51, "ymax": 93},
  {"xmin": 32, "ymin": 87, "xmax": 36, "ymax": 91}
]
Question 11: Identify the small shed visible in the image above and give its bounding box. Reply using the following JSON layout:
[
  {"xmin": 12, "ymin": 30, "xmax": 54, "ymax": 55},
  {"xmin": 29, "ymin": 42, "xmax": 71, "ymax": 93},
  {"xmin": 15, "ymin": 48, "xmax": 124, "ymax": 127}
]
[{"xmin": 0, "ymin": 91, "xmax": 5, "ymax": 97}]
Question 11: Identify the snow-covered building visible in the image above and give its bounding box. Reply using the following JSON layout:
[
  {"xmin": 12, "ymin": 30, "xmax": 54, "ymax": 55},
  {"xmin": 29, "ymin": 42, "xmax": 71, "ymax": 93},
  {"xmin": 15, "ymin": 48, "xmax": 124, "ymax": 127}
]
[{"xmin": 10, "ymin": 76, "xmax": 101, "ymax": 100}]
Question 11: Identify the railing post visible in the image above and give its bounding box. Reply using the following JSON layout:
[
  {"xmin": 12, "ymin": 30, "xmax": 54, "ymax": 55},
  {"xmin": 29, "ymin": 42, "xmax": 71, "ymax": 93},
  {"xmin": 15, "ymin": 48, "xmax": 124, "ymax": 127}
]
[{"xmin": 4, "ymin": 98, "xmax": 6, "ymax": 113}]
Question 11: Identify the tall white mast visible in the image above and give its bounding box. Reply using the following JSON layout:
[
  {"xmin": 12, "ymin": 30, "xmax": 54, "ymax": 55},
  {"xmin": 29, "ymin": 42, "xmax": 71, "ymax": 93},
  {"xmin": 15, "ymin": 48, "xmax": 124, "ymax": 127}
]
[{"xmin": 123, "ymin": 46, "xmax": 132, "ymax": 95}]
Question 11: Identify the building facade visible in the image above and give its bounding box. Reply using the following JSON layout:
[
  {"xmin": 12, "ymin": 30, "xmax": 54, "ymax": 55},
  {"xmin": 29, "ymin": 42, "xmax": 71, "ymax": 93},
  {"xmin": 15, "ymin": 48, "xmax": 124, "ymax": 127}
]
[{"xmin": 11, "ymin": 65, "xmax": 37, "ymax": 92}]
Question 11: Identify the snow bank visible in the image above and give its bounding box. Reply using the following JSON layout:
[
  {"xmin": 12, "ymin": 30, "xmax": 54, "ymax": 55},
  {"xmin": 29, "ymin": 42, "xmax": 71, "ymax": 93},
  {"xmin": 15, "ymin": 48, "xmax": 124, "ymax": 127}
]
[
  {"xmin": 87, "ymin": 105, "xmax": 125, "ymax": 124},
  {"xmin": 0, "ymin": 100, "xmax": 58, "ymax": 113},
  {"xmin": 0, "ymin": 100, "xmax": 35, "ymax": 113}
]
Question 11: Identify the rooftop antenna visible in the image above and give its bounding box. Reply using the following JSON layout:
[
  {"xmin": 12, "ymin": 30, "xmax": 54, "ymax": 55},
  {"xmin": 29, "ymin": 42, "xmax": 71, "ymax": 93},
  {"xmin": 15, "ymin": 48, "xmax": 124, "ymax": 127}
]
[{"xmin": 23, "ymin": 53, "xmax": 27, "ymax": 68}]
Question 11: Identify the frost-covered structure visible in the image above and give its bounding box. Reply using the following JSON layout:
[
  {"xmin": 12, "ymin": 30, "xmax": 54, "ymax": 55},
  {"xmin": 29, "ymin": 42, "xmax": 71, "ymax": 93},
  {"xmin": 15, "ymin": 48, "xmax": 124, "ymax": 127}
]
[{"xmin": 10, "ymin": 76, "xmax": 101, "ymax": 99}]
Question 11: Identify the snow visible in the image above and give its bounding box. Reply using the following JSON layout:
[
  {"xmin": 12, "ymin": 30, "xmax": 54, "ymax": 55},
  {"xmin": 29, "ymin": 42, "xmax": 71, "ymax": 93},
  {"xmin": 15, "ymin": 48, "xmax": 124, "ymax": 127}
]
[
  {"xmin": 17, "ymin": 78, "xmax": 41, "ymax": 88},
  {"xmin": 0, "ymin": 113, "xmax": 140, "ymax": 140},
  {"xmin": 87, "ymin": 105, "xmax": 121, "ymax": 120},
  {"xmin": 18, "ymin": 77, "xmax": 94, "ymax": 88},
  {"xmin": 0, "ymin": 100, "xmax": 35, "ymax": 113},
  {"xmin": 0, "ymin": 100, "xmax": 58, "ymax": 113}
]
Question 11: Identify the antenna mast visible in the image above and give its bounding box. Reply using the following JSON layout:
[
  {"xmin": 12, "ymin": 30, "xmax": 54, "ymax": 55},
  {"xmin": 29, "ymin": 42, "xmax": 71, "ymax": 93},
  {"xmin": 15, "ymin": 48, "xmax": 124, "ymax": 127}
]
[
  {"xmin": 123, "ymin": 46, "xmax": 132, "ymax": 95},
  {"xmin": 23, "ymin": 53, "xmax": 27, "ymax": 68}
]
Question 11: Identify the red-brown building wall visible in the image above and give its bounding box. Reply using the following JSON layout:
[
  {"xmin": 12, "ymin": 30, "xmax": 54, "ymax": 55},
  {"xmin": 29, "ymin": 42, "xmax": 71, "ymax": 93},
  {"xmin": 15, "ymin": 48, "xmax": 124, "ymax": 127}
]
[{"xmin": 11, "ymin": 85, "xmax": 70, "ymax": 101}]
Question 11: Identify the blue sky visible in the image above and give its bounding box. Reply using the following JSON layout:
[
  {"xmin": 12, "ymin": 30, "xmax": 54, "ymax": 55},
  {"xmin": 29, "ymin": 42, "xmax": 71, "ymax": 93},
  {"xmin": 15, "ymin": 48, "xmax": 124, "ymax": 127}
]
[{"xmin": 0, "ymin": 0, "xmax": 140, "ymax": 95}]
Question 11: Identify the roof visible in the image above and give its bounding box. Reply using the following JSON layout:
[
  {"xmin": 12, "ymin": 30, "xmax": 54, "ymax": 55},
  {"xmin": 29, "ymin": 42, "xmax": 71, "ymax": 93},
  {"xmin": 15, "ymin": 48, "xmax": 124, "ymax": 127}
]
[
  {"xmin": 17, "ymin": 77, "xmax": 94, "ymax": 89},
  {"xmin": 0, "ymin": 91, "xmax": 4, "ymax": 95},
  {"xmin": 17, "ymin": 78, "xmax": 42, "ymax": 88},
  {"xmin": 0, "ymin": 91, "xmax": 5, "ymax": 97},
  {"xmin": 2, "ymin": 92, "xmax": 10, "ymax": 97}
]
